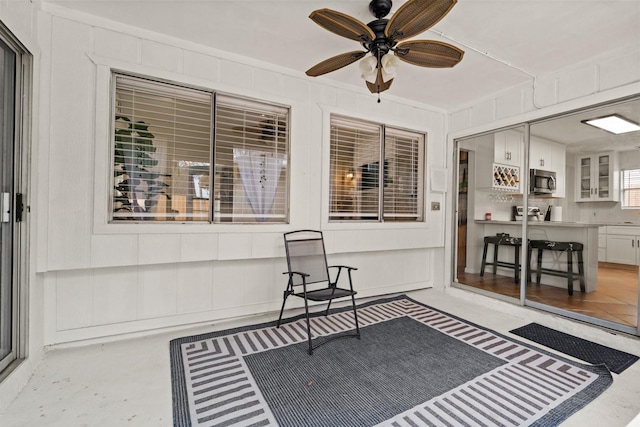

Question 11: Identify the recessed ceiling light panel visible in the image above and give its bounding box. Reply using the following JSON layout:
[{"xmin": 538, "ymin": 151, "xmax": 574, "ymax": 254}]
[{"xmin": 582, "ymin": 114, "xmax": 640, "ymax": 134}]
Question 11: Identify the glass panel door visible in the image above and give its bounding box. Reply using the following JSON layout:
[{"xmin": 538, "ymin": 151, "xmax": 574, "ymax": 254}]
[
  {"xmin": 0, "ymin": 37, "xmax": 16, "ymax": 370},
  {"xmin": 453, "ymin": 126, "xmax": 526, "ymax": 301},
  {"xmin": 525, "ymin": 98, "xmax": 640, "ymax": 335}
]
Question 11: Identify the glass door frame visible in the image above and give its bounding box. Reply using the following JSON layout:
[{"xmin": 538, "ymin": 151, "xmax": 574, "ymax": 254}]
[
  {"xmin": 0, "ymin": 23, "xmax": 31, "ymax": 375},
  {"xmin": 452, "ymin": 96, "xmax": 640, "ymax": 337}
]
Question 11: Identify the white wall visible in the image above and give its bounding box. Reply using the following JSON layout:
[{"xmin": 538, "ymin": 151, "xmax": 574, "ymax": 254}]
[
  {"xmin": 31, "ymin": 4, "xmax": 448, "ymax": 346},
  {"xmin": 0, "ymin": 0, "xmax": 45, "ymax": 413}
]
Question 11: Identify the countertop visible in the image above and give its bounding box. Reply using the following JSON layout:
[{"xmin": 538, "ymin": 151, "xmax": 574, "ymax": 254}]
[{"xmin": 474, "ymin": 220, "xmax": 601, "ymax": 228}]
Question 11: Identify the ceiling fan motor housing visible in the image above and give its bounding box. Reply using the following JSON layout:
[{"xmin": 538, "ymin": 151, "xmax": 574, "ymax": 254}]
[
  {"xmin": 369, "ymin": 0, "xmax": 392, "ymax": 19},
  {"xmin": 365, "ymin": 19, "xmax": 395, "ymax": 56}
]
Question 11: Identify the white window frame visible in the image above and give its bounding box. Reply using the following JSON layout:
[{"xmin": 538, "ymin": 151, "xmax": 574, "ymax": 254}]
[
  {"xmin": 621, "ymin": 168, "xmax": 640, "ymax": 209},
  {"xmin": 328, "ymin": 114, "xmax": 426, "ymax": 223},
  {"xmin": 109, "ymin": 72, "xmax": 291, "ymax": 224}
]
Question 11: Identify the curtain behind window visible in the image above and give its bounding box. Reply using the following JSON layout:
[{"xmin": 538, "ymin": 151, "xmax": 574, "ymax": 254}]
[{"xmin": 214, "ymin": 95, "xmax": 289, "ymax": 223}]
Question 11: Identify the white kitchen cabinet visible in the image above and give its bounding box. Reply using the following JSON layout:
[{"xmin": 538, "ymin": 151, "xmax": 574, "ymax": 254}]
[
  {"xmin": 529, "ymin": 136, "xmax": 566, "ymax": 198},
  {"xmin": 530, "ymin": 137, "xmax": 558, "ymax": 170},
  {"xmin": 494, "ymin": 130, "xmax": 522, "ymax": 167},
  {"xmin": 575, "ymin": 152, "xmax": 619, "ymax": 202},
  {"xmin": 598, "ymin": 226, "xmax": 606, "ymax": 262},
  {"xmin": 605, "ymin": 226, "xmax": 640, "ymax": 265}
]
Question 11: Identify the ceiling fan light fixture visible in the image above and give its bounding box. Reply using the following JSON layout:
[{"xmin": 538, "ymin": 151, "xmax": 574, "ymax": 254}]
[
  {"xmin": 306, "ymin": 0, "xmax": 463, "ymax": 97},
  {"xmin": 380, "ymin": 53, "xmax": 399, "ymax": 82},
  {"xmin": 582, "ymin": 114, "xmax": 640, "ymax": 134},
  {"xmin": 359, "ymin": 55, "xmax": 378, "ymax": 83}
]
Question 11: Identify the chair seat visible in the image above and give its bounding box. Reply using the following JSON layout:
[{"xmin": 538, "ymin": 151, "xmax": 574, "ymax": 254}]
[{"xmin": 296, "ymin": 287, "xmax": 357, "ymax": 301}]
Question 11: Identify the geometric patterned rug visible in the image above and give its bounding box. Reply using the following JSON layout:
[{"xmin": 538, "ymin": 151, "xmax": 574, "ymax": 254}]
[{"xmin": 170, "ymin": 295, "xmax": 612, "ymax": 426}]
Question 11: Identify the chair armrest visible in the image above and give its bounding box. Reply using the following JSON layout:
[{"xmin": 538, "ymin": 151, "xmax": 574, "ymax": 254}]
[
  {"xmin": 283, "ymin": 271, "xmax": 310, "ymax": 277},
  {"xmin": 328, "ymin": 265, "xmax": 358, "ymax": 271}
]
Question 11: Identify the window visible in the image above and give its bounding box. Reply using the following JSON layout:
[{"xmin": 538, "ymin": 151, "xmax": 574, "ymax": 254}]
[
  {"xmin": 329, "ymin": 115, "xmax": 425, "ymax": 222},
  {"xmin": 622, "ymin": 169, "xmax": 640, "ymax": 208},
  {"xmin": 111, "ymin": 74, "xmax": 289, "ymax": 223}
]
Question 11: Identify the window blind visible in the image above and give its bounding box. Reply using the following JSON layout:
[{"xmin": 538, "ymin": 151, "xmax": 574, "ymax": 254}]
[
  {"xmin": 329, "ymin": 115, "xmax": 425, "ymax": 222},
  {"xmin": 329, "ymin": 117, "xmax": 382, "ymax": 221},
  {"xmin": 112, "ymin": 74, "xmax": 212, "ymax": 221},
  {"xmin": 214, "ymin": 94, "xmax": 289, "ymax": 223},
  {"xmin": 622, "ymin": 169, "xmax": 640, "ymax": 208},
  {"xmin": 384, "ymin": 128, "xmax": 424, "ymax": 221}
]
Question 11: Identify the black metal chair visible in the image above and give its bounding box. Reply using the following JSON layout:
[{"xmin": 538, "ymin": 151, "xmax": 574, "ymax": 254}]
[{"xmin": 277, "ymin": 230, "xmax": 360, "ymax": 355}]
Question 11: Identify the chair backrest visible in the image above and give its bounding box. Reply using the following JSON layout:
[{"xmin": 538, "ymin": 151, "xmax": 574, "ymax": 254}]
[{"xmin": 284, "ymin": 230, "xmax": 330, "ymax": 285}]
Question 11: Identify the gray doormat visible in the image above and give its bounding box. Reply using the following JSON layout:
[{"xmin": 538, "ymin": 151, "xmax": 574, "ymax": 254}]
[
  {"xmin": 510, "ymin": 322, "xmax": 638, "ymax": 374},
  {"xmin": 170, "ymin": 295, "xmax": 612, "ymax": 426}
]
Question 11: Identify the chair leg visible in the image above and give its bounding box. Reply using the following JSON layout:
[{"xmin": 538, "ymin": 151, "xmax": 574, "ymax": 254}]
[
  {"xmin": 577, "ymin": 250, "xmax": 586, "ymax": 293},
  {"xmin": 325, "ymin": 299, "xmax": 332, "ymax": 316},
  {"xmin": 480, "ymin": 241, "xmax": 488, "ymax": 276},
  {"xmin": 302, "ymin": 294, "xmax": 313, "ymax": 355},
  {"xmin": 492, "ymin": 244, "xmax": 498, "ymax": 275},
  {"xmin": 527, "ymin": 246, "xmax": 532, "ymax": 283},
  {"xmin": 514, "ymin": 244, "xmax": 520, "ymax": 284},
  {"xmin": 567, "ymin": 250, "xmax": 574, "ymax": 296},
  {"xmin": 351, "ymin": 293, "xmax": 361, "ymax": 339},
  {"xmin": 277, "ymin": 291, "xmax": 289, "ymax": 328},
  {"xmin": 536, "ymin": 249, "xmax": 543, "ymax": 284}
]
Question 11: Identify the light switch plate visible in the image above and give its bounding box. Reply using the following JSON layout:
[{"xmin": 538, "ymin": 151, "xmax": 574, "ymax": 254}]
[{"xmin": 431, "ymin": 202, "xmax": 440, "ymax": 211}]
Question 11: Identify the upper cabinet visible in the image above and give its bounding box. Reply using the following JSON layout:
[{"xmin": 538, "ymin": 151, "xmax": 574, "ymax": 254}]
[
  {"xmin": 575, "ymin": 151, "xmax": 619, "ymax": 202},
  {"xmin": 530, "ymin": 136, "xmax": 566, "ymax": 198},
  {"xmin": 494, "ymin": 130, "xmax": 523, "ymax": 167}
]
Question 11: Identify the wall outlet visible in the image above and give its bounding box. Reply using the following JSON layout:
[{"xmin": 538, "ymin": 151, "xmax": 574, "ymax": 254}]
[{"xmin": 431, "ymin": 202, "xmax": 441, "ymax": 211}]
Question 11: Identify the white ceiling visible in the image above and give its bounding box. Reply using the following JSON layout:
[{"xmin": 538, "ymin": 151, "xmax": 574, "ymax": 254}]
[
  {"xmin": 46, "ymin": 0, "xmax": 640, "ymax": 150},
  {"xmin": 46, "ymin": 0, "xmax": 640, "ymax": 110}
]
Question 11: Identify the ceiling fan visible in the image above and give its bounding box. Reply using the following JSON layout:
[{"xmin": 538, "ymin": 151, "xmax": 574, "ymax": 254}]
[{"xmin": 306, "ymin": 0, "xmax": 464, "ymax": 98}]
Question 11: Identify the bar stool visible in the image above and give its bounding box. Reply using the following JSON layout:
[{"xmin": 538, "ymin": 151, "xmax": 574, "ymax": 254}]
[
  {"xmin": 480, "ymin": 233, "xmax": 523, "ymax": 283},
  {"xmin": 528, "ymin": 240, "xmax": 585, "ymax": 296}
]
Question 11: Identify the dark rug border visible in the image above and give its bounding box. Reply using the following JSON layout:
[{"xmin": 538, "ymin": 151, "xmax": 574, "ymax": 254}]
[
  {"xmin": 170, "ymin": 294, "xmax": 613, "ymax": 427},
  {"xmin": 510, "ymin": 322, "xmax": 639, "ymax": 374}
]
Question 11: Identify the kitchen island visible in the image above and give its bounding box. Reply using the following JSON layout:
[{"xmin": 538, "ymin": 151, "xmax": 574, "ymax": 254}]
[{"xmin": 468, "ymin": 220, "xmax": 600, "ymax": 292}]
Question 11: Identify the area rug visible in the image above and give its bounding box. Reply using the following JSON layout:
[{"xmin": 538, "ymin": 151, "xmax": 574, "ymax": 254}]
[
  {"xmin": 170, "ymin": 295, "xmax": 612, "ymax": 426},
  {"xmin": 510, "ymin": 322, "xmax": 639, "ymax": 374}
]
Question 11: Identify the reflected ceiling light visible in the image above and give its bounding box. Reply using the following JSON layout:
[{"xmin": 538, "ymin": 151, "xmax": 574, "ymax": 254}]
[{"xmin": 582, "ymin": 114, "xmax": 640, "ymax": 134}]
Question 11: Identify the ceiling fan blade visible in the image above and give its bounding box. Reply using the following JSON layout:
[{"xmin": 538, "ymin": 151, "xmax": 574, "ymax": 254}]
[
  {"xmin": 366, "ymin": 67, "xmax": 393, "ymax": 94},
  {"xmin": 310, "ymin": 9, "xmax": 375, "ymax": 43},
  {"xmin": 385, "ymin": 0, "xmax": 457, "ymax": 41},
  {"xmin": 306, "ymin": 50, "xmax": 367, "ymax": 77},
  {"xmin": 395, "ymin": 40, "xmax": 464, "ymax": 67}
]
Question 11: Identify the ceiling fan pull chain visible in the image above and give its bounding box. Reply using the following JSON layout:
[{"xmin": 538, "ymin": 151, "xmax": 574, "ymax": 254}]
[{"xmin": 377, "ymin": 49, "xmax": 382, "ymax": 103}]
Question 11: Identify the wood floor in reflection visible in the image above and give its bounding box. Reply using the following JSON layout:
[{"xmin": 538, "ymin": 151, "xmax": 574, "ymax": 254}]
[{"xmin": 456, "ymin": 263, "xmax": 639, "ymax": 328}]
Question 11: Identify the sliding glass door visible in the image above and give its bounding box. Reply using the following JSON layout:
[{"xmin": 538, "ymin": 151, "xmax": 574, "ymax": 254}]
[
  {"xmin": 0, "ymin": 24, "xmax": 28, "ymax": 374},
  {"xmin": 453, "ymin": 96, "xmax": 640, "ymax": 336},
  {"xmin": 0, "ymin": 35, "xmax": 17, "ymax": 371},
  {"xmin": 524, "ymin": 98, "xmax": 640, "ymax": 335},
  {"xmin": 453, "ymin": 126, "xmax": 525, "ymax": 301}
]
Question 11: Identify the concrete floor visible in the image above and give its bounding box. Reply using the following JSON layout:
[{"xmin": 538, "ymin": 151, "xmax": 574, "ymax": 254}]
[{"xmin": 1, "ymin": 288, "xmax": 640, "ymax": 426}]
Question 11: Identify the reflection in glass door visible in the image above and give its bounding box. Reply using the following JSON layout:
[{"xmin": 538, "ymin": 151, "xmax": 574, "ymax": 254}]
[
  {"xmin": 525, "ymin": 99, "xmax": 640, "ymax": 335},
  {"xmin": 453, "ymin": 97, "xmax": 640, "ymax": 336},
  {"xmin": 453, "ymin": 126, "xmax": 526, "ymax": 301}
]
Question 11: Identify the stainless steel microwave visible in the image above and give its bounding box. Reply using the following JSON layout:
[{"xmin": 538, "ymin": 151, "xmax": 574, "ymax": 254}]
[{"xmin": 530, "ymin": 169, "xmax": 556, "ymax": 195}]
